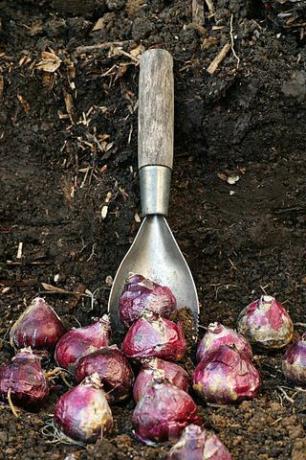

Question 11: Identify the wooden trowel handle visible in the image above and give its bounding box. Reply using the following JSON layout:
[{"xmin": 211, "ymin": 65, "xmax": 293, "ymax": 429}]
[{"xmin": 138, "ymin": 49, "xmax": 174, "ymax": 170}]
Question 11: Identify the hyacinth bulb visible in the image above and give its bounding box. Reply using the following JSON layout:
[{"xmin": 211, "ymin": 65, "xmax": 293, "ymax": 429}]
[
  {"xmin": 122, "ymin": 312, "xmax": 186, "ymax": 361},
  {"xmin": 0, "ymin": 348, "xmax": 49, "ymax": 408},
  {"xmin": 193, "ymin": 345, "xmax": 260, "ymax": 404},
  {"xmin": 133, "ymin": 358, "xmax": 190, "ymax": 402},
  {"xmin": 75, "ymin": 345, "xmax": 134, "ymax": 403},
  {"xmin": 119, "ymin": 273, "xmax": 177, "ymax": 327},
  {"xmin": 10, "ymin": 297, "xmax": 66, "ymax": 350},
  {"xmin": 132, "ymin": 381, "xmax": 201, "ymax": 445},
  {"xmin": 196, "ymin": 322, "xmax": 252, "ymax": 363},
  {"xmin": 282, "ymin": 333, "xmax": 306, "ymax": 386},
  {"xmin": 167, "ymin": 424, "xmax": 232, "ymax": 460},
  {"xmin": 54, "ymin": 373, "xmax": 113, "ymax": 443},
  {"xmin": 237, "ymin": 295, "xmax": 293, "ymax": 349},
  {"xmin": 55, "ymin": 315, "xmax": 111, "ymax": 369}
]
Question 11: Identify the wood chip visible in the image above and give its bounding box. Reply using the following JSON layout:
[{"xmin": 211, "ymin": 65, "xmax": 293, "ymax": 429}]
[
  {"xmin": 17, "ymin": 94, "xmax": 30, "ymax": 113},
  {"xmin": 101, "ymin": 205, "xmax": 108, "ymax": 220},
  {"xmin": 16, "ymin": 242, "xmax": 23, "ymax": 259},
  {"xmin": 207, "ymin": 43, "xmax": 231, "ymax": 74},
  {"xmin": 134, "ymin": 212, "xmax": 141, "ymax": 223},
  {"xmin": 105, "ymin": 191, "xmax": 112, "ymax": 203},
  {"xmin": 36, "ymin": 51, "xmax": 62, "ymax": 73},
  {"xmin": 92, "ymin": 17, "xmax": 107, "ymax": 31},
  {"xmin": 205, "ymin": 0, "xmax": 215, "ymax": 16},
  {"xmin": 192, "ymin": 0, "xmax": 205, "ymax": 25},
  {"xmin": 63, "ymin": 90, "xmax": 76, "ymax": 124}
]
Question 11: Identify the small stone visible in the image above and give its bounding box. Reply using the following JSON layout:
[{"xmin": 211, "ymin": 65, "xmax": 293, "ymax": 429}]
[
  {"xmin": 106, "ymin": 0, "xmax": 125, "ymax": 10},
  {"xmin": 132, "ymin": 17, "xmax": 154, "ymax": 40},
  {"xmin": 282, "ymin": 71, "xmax": 306, "ymax": 103}
]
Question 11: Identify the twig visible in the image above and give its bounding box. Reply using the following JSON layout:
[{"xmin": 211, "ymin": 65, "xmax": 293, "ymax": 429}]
[
  {"xmin": 207, "ymin": 43, "xmax": 231, "ymax": 74},
  {"xmin": 192, "ymin": 0, "xmax": 205, "ymax": 25},
  {"xmin": 85, "ymin": 289, "xmax": 95, "ymax": 311},
  {"xmin": 7, "ymin": 389, "xmax": 19, "ymax": 418},
  {"xmin": 114, "ymin": 48, "xmax": 139, "ymax": 63},
  {"xmin": 271, "ymin": 417, "xmax": 283, "ymax": 426},
  {"xmin": 294, "ymin": 322, "xmax": 306, "ymax": 328},
  {"xmin": 277, "ymin": 386, "xmax": 295, "ymax": 404},
  {"xmin": 205, "ymin": 0, "xmax": 215, "ymax": 16},
  {"xmin": 16, "ymin": 242, "xmax": 23, "ymax": 259},
  {"xmin": 87, "ymin": 243, "xmax": 97, "ymax": 262},
  {"xmin": 75, "ymin": 41, "xmax": 131, "ymax": 55},
  {"xmin": 260, "ymin": 284, "xmax": 269, "ymax": 295},
  {"xmin": 230, "ymin": 14, "xmax": 240, "ymax": 69}
]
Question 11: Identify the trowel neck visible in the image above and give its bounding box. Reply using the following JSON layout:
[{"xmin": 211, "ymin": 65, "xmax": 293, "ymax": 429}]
[{"xmin": 139, "ymin": 165, "xmax": 171, "ymax": 217}]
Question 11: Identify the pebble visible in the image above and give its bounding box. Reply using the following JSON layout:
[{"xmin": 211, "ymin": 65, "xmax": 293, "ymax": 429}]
[{"xmin": 106, "ymin": 0, "xmax": 125, "ymax": 10}]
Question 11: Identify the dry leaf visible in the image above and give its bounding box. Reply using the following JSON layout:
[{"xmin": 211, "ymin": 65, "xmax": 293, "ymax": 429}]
[
  {"xmin": 62, "ymin": 177, "xmax": 75, "ymax": 207},
  {"xmin": 217, "ymin": 172, "xmax": 228, "ymax": 182},
  {"xmin": 42, "ymin": 72, "xmax": 55, "ymax": 91},
  {"xmin": 19, "ymin": 54, "xmax": 32, "ymax": 66},
  {"xmin": 28, "ymin": 20, "xmax": 43, "ymax": 36},
  {"xmin": 36, "ymin": 51, "xmax": 62, "ymax": 73},
  {"xmin": 92, "ymin": 17, "xmax": 106, "ymax": 31},
  {"xmin": 130, "ymin": 44, "xmax": 145, "ymax": 59},
  {"xmin": 201, "ymin": 36, "xmax": 218, "ymax": 50},
  {"xmin": 17, "ymin": 94, "xmax": 30, "ymax": 112}
]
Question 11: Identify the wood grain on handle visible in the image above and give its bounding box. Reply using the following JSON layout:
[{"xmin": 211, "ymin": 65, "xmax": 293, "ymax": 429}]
[{"xmin": 138, "ymin": 49, "xmax": 174, "ymax": 170}]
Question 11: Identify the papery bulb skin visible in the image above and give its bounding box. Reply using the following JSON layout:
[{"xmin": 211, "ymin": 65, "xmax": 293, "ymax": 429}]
[
  {"xmin": 132, "ymin": 382, "xmax": 201, "ymax": 445},
  {"xmin": 75, "ymin": 345, "xmax": 134, "ymax": 403},
  {"xmin": 10, "ymin": 297, "xmax": 66, "ymax": 350},
  {"xmin": 54, "ymin": 373, "xmax": 113, "ymax": 443},
  {"xmin": 54, "ymin": 315, "xmax": 111, "ymax": 369},
  {"xmin": 133, "ymin": 358, "xmax": 190, "ymax": 402},
  {"xmin": 193, "ymin": 345, "xmax": 260, "ymax": 404},
  {"xmin": 167, "ymin": 424, "xmax": 232, "ymax": 460},
  {"xmin": 196, "ymin": 322, "xmax": 253, "ymax": 363},
  {"xmin": 122, "ymin": 312, "xmax": 187, "ymax": 361},
  {"xmin": 119, "ymin": 273, "xmax": 177, "ymax": 327},
  {"xmin": 282, "ymin": 333, "xmax": 306, "ymax": 386},
  {"xmin": 237, "ymin": 296, "xmax": 293, "ymax": 349},
  {"xmin": 0, "ymin": 348, "xmax": 49, "ymax": 408}
]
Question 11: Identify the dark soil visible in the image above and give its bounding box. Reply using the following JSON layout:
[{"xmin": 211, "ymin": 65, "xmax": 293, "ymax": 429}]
[{"xmin": 0, "ymin": 0, "xmax": 305, "ymax": 459}]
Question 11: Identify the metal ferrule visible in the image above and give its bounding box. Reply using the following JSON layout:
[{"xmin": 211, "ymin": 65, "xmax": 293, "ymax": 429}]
[{"xmin": 139, "ymin": 165, "xmax": 171, "ymax": 216}]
